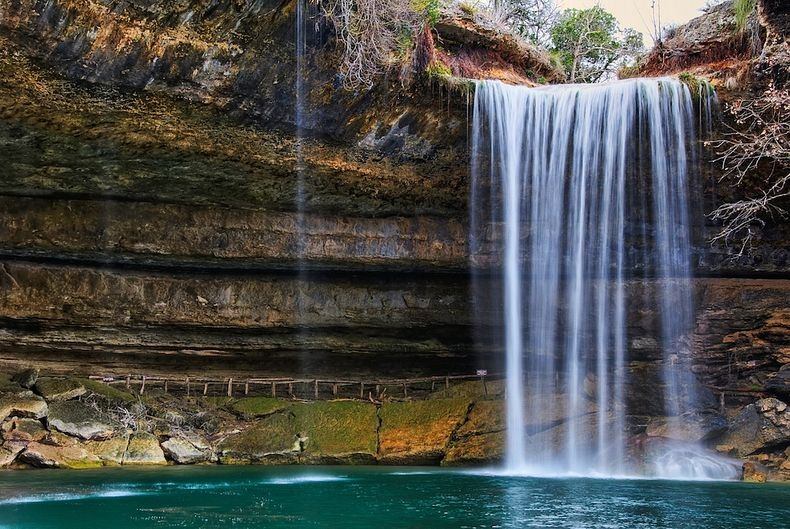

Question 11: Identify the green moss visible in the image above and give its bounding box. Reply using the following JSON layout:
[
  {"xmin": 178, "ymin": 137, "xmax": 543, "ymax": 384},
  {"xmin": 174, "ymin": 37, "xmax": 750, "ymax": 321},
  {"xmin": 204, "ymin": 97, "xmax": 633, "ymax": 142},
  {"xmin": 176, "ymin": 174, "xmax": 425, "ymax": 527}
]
[
  {"xmin": 34, "ymin": 377, "xmax": 85, "ymax": 399},
  {"xmin": 429, "ymin": 380, "xmax": 503, "ymax": 400},
  {"xmin": 678, "ymin": 72, "xmax": 714, "ymax": 101},
  {"xmin": 218, "ymin": 412, "xmax": 296, "ymax": 460},
  {"xmin": 77, "ymin": 379, "xmax": 137, "ymax": 405},
  {"xmin": 426, "ymin": 59, "xmax": 453, "ymax": 79},
  {"xmin": 229, "ymin": 397, "xmax": 290, "ymax": 417},
  {"xmin": 411, "ymin": 0, "xmax": 442, "ymax": 26},
  {"xmin": 291, "ymin": 401, "xmax": 378, "ymax": 456}
]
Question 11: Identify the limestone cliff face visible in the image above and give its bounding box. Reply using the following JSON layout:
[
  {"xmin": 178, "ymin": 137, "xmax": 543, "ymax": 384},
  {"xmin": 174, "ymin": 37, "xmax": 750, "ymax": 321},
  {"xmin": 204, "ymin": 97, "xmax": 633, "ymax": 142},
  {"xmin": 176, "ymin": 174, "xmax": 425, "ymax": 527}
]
[{"xmin": 0, "ymin": 1, "xmax": 787, "ymax": 405}]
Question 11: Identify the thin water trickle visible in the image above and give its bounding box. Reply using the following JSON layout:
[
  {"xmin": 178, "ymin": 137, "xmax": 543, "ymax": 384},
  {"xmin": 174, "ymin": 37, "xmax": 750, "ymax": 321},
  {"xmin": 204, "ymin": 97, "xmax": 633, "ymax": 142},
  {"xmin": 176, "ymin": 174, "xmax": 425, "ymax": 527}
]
[{"xmin": 470, "ymin": 78, "xmax": 728, "ymax": 478}]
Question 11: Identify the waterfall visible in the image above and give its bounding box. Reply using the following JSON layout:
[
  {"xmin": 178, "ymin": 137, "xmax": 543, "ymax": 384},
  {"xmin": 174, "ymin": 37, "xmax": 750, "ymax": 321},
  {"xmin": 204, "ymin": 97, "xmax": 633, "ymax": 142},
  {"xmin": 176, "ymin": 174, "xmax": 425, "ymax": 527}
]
[{"xmin": 470, "ymin": 77, "xmax": 724, "ymax": 477}]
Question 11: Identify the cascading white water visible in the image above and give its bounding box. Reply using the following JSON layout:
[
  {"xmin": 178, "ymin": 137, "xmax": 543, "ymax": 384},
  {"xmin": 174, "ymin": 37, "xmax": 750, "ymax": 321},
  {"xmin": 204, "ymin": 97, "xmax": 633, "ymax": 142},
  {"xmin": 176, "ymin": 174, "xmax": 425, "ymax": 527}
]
[{"xmin": 470, "ymin": 77, "xmax": 730, "ymax": 478}]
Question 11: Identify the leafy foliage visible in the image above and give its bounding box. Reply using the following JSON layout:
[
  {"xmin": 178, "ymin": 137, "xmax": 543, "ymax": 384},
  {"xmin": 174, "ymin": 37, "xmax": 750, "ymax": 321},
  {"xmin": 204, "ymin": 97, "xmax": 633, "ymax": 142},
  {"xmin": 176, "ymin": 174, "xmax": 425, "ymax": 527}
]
[
  {"xmin": 493, "ymin": 0, "xmax": 558, "ymax": 47},
  {"xmin": 549, "ymin": 6, "xmax": 642, "ymax": 83}
]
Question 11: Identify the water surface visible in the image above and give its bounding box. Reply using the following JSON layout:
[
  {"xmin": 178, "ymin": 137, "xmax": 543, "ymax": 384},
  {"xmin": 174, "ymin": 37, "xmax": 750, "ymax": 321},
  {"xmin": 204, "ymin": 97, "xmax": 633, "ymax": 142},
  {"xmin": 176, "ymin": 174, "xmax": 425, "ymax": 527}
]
[{"xmin": 0, "ymin": 466, "xmax": 787, "ymax": 528}]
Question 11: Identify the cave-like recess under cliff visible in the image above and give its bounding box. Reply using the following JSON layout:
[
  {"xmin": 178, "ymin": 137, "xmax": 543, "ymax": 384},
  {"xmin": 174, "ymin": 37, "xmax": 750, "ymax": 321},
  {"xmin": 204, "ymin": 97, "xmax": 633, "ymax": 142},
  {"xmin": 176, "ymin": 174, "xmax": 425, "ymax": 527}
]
[{"xmin": 0, "ymin": 0, "xmax": 787, "ymax": 412}]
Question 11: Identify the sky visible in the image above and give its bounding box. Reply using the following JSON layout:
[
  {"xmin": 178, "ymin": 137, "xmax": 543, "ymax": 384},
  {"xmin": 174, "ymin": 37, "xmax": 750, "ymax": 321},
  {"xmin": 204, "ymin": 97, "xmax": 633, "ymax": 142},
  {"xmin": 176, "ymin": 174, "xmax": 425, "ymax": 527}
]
[{"xmin": 559, "ymin": 0, "xmax": 711, "ymax": 43}]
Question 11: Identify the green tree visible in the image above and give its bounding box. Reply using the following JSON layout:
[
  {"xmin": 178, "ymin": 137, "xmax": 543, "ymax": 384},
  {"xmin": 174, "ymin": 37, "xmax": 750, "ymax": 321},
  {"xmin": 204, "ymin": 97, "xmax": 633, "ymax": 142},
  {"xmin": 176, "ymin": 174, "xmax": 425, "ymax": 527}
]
[
  {"xmin": 496, "ymin": 0, "xmax": 558, "ymax": 47},
  {"xmin": 550, "ymin": 6, "xmax": 643, "ymax": 83}
]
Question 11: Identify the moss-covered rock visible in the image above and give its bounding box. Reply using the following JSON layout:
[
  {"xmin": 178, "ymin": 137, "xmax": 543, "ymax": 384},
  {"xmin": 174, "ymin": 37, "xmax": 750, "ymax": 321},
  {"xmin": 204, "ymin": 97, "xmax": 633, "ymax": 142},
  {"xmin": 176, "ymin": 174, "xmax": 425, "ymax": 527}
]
[
  {"xmin": 34, "ymin": 377, "xmax": 86, "ymax": 401},
  {"xmin": 20, "ymin": 441, "xmax": 103, "ymax": 469},
  {"xmin": 47, "ymin": 400, "xmax": 120, "ymax": 440},
  {"xmin": 455, "ymin": 400, "xmax": 504, "ymax": 437},
  {"xmin": 77, "ymin": 379, "xmax": 137, "ymax": 405},
  {"xmin": 124, "ymin": 432, "xmax": 166, "ymax": 465},
  {"xmin": 379, "ymin": 399, "xmax": 471, "ymax": 464},
  {"xmin": 229, "ymin": 397, "xmax": 290, "ymax": 418},
  {"xmin": 443, "ymin": 431, "xmax": 504, "ymax": 465},
  {"xmin": 218, "ymin": 412, "xmax": 298, "ymax": 465},
  {"xmin": 292, "ymin": 401, "xmax": 378, "ymax": 464}
]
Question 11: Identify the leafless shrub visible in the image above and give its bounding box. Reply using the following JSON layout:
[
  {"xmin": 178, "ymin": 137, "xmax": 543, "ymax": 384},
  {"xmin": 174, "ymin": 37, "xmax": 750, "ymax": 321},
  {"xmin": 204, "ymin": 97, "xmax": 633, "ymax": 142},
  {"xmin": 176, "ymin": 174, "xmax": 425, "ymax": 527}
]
[
  {"xmin": 708, "ymin": 85, "xmax": 790, "ymax": 255},
  {"xmin": 322, "ymin": 0, "xmax": 426, "ymax": 89}
]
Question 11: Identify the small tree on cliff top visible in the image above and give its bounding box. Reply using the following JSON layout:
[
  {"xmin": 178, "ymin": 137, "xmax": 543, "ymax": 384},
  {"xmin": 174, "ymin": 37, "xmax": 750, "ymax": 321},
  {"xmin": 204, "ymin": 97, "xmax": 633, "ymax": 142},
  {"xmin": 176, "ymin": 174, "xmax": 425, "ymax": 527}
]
[{"xmin": 550, "ymin": 6, "xmax": 642, "ymax": 83}]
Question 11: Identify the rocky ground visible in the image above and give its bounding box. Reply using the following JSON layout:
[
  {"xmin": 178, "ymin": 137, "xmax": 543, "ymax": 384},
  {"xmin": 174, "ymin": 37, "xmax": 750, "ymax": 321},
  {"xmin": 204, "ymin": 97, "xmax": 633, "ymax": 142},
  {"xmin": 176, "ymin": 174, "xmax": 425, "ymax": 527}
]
[{"xmin": 1, "ymin": 368, "xmax": 788, "ymax": 482}]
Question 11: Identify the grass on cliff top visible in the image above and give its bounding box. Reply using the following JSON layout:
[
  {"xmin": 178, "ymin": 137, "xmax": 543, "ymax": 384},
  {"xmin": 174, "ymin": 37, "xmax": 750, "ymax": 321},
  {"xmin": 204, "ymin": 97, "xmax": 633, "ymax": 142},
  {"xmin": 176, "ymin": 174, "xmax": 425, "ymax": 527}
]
[
  {"xmin": 379, "ymin": 398, "xmax": 471, "ymax": 455},
  {"xmin": 292, "ymin": 401, "xmax": 378, "ymax": 456}
]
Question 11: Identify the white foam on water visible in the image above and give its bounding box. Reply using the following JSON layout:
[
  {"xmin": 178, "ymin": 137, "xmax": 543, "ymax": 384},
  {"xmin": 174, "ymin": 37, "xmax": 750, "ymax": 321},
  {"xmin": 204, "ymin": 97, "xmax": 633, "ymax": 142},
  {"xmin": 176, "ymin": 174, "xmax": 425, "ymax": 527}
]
[
  {"xmin": 650, "ymin": 446, "xmax": 741, "ymax": 481},
  {"xmin": 0, "ymin": 489, "xmax": 145, "ymax": 505},
  {"xmin": 265, "ymin": 475, "xmax": 349, "ymax": 485}
]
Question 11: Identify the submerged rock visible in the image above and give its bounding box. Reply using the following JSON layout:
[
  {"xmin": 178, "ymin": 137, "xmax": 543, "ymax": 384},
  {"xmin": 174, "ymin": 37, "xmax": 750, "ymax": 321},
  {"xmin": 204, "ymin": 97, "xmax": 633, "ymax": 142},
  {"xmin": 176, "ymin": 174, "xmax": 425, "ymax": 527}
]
[{"xmin": 47, "ymin": 400, "xmax": 119, "ymax": 440}]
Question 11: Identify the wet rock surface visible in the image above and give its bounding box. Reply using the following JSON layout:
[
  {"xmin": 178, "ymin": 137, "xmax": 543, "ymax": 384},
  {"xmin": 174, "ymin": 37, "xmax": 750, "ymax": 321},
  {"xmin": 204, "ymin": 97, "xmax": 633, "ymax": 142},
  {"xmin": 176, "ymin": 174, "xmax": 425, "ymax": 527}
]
[{"xmin": 719, "ymin": 398, "xmax": 790, "ymax": 457}]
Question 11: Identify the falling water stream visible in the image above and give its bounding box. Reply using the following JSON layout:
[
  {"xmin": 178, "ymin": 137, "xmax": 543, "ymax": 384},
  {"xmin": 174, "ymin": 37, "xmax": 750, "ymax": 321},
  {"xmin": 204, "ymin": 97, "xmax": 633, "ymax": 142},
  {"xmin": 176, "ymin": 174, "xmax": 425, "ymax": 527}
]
[{"xmin": 470, "ymin": 78, "xmax": 735, "ymax": 479}]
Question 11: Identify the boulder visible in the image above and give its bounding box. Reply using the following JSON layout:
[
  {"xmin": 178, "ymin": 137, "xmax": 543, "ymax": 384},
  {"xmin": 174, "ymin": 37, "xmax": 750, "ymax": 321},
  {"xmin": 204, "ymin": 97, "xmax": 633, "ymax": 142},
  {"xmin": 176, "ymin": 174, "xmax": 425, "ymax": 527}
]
[
  {"xmin": 47, "ymin": 400, "xmax": 119, "ymax": 440},
  {"xmin": 743, "ymin": 461, "xmax": 770, "ymax": 483},
  {"xmin": 161, "ymin": 435, "xmax": 212, "ymax": 464},
  {"xmin": 34, "ymin": 378, "xmax": 86, "ymax": 401},
  {"xmin": 19, "ymin": 441, "xmax": 103, "ymax": 469},
  {"xmin": 1, "ymin": 417, "xmax": 47, "ymax": 443},
  {"xmin": 85, "ymin": 436, "xmax": 130, "ymax": 465},
  {"xmin": 0, "ymin": 394, "xmax": 48, "ymax": 422},
  {"xmin": 123, "ymin": 432, "xmax": 167, "ymax": 465},
  {"xmin": 645, "ymin": 411, "xmax": 728, "ymax": 442},
  {"xmin": 719, "ymin": 398, "xmax": 790, "ymax": 457},
  {"xmin": 11, "ymin": 368, "xmax": 39, "ymax": 389},
  {"xmin": 0, "ymin": 441, "xmax": 26, "ymax": 467},
  {"xmin": 379, "ymin": 399, "xmax": 471, "ymax": 464}
]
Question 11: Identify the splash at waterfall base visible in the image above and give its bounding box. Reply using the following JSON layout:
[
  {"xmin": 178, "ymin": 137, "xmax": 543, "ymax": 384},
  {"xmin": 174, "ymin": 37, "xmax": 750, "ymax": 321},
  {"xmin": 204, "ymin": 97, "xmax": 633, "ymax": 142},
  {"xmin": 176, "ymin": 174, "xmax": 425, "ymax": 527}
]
[{"xmin": 470, "ymin": 77, "xmax": 743, "ymax": 480}]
